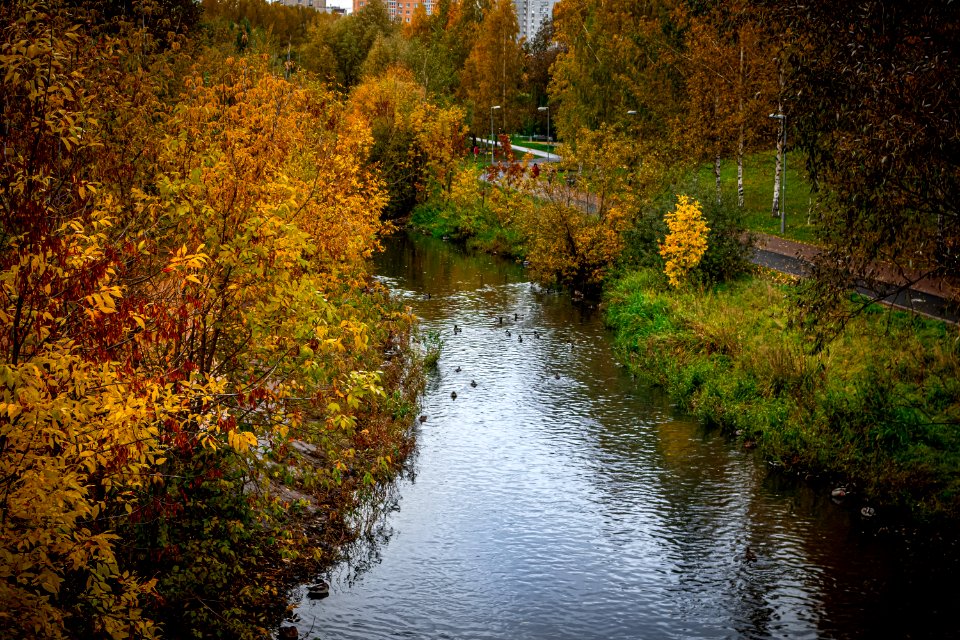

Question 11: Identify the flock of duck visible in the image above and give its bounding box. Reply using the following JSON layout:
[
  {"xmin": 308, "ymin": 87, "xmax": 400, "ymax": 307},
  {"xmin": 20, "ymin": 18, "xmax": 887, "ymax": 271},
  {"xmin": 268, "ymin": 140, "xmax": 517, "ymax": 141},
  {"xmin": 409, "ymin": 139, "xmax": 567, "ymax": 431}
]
[
  {"xmin": 449, "ymin": 313, "xmax": 549, "ymax": 400},
  {"xmin": 415, "ymin": 301, "xmax": 566, "ymax": 419}
]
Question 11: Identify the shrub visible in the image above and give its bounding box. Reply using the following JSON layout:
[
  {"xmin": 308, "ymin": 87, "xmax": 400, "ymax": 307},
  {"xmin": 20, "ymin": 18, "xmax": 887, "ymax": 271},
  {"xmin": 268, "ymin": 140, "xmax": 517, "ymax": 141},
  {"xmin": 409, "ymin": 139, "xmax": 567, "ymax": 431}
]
[{"xmin": 660, "ymin": 195, "xmax": 710, "ymax": 287}]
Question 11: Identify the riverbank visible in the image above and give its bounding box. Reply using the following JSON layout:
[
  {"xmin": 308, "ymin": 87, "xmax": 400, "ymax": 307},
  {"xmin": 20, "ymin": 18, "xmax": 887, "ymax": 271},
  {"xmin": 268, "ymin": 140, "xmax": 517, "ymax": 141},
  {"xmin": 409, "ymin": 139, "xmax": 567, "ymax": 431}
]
[
  {"xmin": 605, "ymin": 267, "xmax": 960, "ymax": 520},
  {"xmin": 410, "ymin": 173, "xmax": 960, "ymax": 521},
  {"xmin": 410, "ymin": 188, "xmax": 525, "ymax": 259}
]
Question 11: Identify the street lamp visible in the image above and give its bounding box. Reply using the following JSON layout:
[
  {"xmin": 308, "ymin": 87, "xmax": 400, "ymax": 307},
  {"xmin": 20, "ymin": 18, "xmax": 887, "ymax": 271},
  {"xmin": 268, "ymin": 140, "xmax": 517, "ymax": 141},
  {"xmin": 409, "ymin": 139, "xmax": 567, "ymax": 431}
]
[
  {"xmin": 490, "ymin": 105, "xmax": 501, "ymax": 164},
  {"xmin": 769, "ymin": 111, "xmax": 786, "ymax": 234},
  {"xmin": 538, "ymin": 105, "xmax": 550, "ymax": 161}
]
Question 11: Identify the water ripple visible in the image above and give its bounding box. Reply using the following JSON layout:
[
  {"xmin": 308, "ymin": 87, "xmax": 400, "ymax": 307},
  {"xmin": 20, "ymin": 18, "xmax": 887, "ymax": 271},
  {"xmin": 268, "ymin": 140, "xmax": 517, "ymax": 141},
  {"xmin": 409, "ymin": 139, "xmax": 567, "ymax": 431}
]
[{"xmin": 295, "ymin": 235, "xmax": 960, "ymax": 640}]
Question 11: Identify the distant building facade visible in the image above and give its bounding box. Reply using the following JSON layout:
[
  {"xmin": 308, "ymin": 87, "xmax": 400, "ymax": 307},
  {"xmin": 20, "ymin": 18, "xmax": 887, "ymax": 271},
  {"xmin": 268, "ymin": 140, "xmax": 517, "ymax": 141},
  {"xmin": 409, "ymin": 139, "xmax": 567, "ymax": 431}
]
[
  {"xmin": 278, "ymin": 0, "xmax": 327, "ymax": 10},
  {"xmin": 353, "ymin": 0, "xmax": 434, "ymax": 23},
  {"xmin": 514, "ymin": 0, "xmax": 558, "ymax": 41}
]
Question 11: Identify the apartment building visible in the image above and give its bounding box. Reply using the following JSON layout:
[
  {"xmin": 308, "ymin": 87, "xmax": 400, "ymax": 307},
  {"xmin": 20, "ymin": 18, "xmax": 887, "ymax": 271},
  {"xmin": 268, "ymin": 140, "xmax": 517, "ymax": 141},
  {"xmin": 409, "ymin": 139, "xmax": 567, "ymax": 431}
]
[
  {"xmin": 278, "ymin": 0, "xmax": 327, "ymax": 10},
  {"xmin": 353, "ymin": 0, "xmax": 434, "ymax": 23},
  {"xmin": 514, "ymin": 0, "xmax": 558, "ymax": 41}
]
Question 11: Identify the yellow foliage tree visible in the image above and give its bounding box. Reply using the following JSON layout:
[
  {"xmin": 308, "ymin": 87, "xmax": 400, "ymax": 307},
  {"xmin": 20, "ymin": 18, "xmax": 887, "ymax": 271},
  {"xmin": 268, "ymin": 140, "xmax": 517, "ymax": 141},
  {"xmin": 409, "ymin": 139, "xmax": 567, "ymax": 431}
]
[
  {"xmin": 0, "ymin": 4, "xmax": 410, "ymax": 637},
  {"xmin": 660, "ymin": 195, "xmax": 710, "ymax": 287},
  {"xmin": 350, "ymin": 66, "xmax": 466, "ymax": 215}
]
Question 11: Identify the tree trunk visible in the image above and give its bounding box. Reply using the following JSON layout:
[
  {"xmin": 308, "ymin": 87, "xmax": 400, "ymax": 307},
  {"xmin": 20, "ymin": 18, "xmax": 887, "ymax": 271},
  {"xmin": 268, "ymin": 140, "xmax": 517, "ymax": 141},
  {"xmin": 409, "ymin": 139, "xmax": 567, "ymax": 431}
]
[
  {"xmin": 771, "ymin": 119, "xmax": 783, "ymax": 218},
  {"xmin": 714, "ymin": 154, "xmax": 722, "ymax": 205},
  {"xmin": 737, "ymin": 45, "xmax": 745, "ymax": 208},
  {"xmin": 737, "ymin": 137, "xmax": 744, "ymax": 209}
]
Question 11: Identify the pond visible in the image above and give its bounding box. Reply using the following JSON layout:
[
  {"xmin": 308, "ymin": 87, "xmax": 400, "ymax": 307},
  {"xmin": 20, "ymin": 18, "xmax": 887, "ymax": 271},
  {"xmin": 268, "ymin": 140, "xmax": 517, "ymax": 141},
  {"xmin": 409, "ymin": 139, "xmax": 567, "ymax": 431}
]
[{"xmin": 293, "ymin": 232, "xmax": 959, "ymax": 639}]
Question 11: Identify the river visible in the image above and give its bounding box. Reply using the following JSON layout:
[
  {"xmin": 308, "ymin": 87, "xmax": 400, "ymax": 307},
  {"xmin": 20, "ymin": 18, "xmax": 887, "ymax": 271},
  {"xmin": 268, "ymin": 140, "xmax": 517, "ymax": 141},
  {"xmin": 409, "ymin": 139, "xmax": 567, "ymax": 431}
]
[{"xmin": 293, "ymin": 232, "xmax": 959, "ymax": 639}]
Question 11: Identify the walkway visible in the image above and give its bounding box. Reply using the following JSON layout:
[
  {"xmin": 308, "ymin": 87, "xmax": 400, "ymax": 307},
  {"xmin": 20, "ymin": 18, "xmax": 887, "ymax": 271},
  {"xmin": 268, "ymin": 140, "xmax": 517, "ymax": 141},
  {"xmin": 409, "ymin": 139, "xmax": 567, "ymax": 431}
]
[
  {"xmin": 475, "ymin": 137, "xmax": 559, "ymax": 162},
  {"xmin": 476, "ymin": 144, "xmax": 957, "ymax": 323},
  {"xmin": 752, "ymin": 233, "xmax": 959, "ymax": 323}
]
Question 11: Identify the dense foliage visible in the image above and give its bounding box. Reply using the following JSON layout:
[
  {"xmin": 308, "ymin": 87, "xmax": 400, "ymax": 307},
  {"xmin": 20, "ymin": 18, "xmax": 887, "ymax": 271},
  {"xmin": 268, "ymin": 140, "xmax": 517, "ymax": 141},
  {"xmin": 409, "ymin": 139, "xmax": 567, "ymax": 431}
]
[
  {"xmin": 0, "ymin": 3, "xmax": 420, "ymax": 637},
  {"xmin": 4, "ymin": 0, "xmax": 959, "ymax": 633}
]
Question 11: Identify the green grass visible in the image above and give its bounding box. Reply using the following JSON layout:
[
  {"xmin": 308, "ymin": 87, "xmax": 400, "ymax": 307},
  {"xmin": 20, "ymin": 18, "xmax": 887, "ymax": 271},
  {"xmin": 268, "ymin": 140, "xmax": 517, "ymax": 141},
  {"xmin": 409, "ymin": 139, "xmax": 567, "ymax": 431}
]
[
  {"xmin": 508, "ymin": 134, "xmax": 557, "ymax": 154},
  {"xmin": 606, "ymin": 268, "xmax": 960, "ymax": 521},
  {"xmin": 410, "ymin": 191, "xmax": 524, "ymax": 258},
  {"xmin": 695, "ymin": 150, "xmax": 818, "ymax": 244}
]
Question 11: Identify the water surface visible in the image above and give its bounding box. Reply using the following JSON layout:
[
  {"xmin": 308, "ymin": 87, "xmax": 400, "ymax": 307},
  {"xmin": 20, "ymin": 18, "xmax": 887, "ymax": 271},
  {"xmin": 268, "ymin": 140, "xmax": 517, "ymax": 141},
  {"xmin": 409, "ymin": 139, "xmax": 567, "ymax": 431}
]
[{"xmin": 294, "ymin": 233, "xmax": 959, "ymax": 639}]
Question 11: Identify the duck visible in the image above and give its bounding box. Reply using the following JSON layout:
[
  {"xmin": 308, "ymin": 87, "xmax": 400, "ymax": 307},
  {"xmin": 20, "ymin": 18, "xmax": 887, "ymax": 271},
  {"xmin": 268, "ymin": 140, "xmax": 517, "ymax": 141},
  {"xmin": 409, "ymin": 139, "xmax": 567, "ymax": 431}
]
[
  {"xmin": 453, "ymin": 324, "xmax": 461, "ymax": 334},
  {"xmin": 455, "ymin": 366, "xmax": 462, "ymax": 372},
  {"xmin": 450, "ymin": 391, "xmax": 458, "ymax": 400},
  {"xmin": 534, "ymin": 331, "xmax": 540, "ymax": 339},
  {"xmin": 506, "ymin": 330, "xmax": 511, "ymax": 337},
  {"xmin": 307, "ymin": 580, "xmax": 330, "ymax": 599},
  {"xmin": 470, "ymin": 380, "xmax": 477, "ymax": 387},
  {"xmin": 518, "ymin": 334, "xmax": 523, "ymax": 343},
  {"xmin": 554, "ymin": 373, "xmax": 560, "ymax": 380},
  {"xmin": 418, "ymin": 415, "xmax": 428, "ymax": 423}
]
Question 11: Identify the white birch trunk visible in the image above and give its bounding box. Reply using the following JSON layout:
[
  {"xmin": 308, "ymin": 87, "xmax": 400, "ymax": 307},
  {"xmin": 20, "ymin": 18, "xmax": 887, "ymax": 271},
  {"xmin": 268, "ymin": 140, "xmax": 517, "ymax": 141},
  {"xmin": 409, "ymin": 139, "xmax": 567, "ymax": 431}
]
[
  {"xmin": 737, "ymin": 139, "xmax": 744, "ymax": 208},
  {"xmin": 737, "ymin": 45, "xmax": 745, "ymax": 208},
  {"xmin": 771, "ymin": 115, "xmax": 783, "ymax": 218},
  {"xmin": 714, "ymin": 154, "xmax": 722, "ymax": 205}
]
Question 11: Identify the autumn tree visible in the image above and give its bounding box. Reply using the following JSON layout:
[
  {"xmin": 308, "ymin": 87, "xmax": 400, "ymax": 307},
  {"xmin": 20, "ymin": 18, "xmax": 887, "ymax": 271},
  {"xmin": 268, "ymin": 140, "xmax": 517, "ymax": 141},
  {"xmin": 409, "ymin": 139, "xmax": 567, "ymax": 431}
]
[
  {"xmin": 400, "ymin": 0, "xmax": 478, "ymax": 98},
  {"xmin": 772, "ymin": 0, "xmax": 960, "ymax": 343},
  {"xmin": 660, "ymin": 195, "xmax": 710, "ymax": 287},
  {"xmin": 350, "ymin": 67, "xmax": 467, "ymax": 217},
  {"xmin": 515, "ymin": 169, "xmax": 633, "ymax": 289},
  {"xmin": 550, "ymin": 0, "xmax": 682, "ymax": 146},
  {"xmin": 0, "ymin": 6, "xmax": 191, "ymax": 637},
  {"xmin": 522, "ymin": 16, "xmax": 560, "ymax": 135},
  {"xmin": 299, "ymin": 0, "xmax": 395, "ymax": 88},
  {"xmin": 459, "ymin": 0, "xmax": 524, "ymax": 134},
  {"xmin": 507, "ymin": 128, "xmax": 650, "ymax": 289},
  {"xmin": 0, "ymin": 3, "xmax": 414, "ymax": 637},
  {"xmin": 674, "ymin": 2, "xmax": 778, "ymax": 205}
]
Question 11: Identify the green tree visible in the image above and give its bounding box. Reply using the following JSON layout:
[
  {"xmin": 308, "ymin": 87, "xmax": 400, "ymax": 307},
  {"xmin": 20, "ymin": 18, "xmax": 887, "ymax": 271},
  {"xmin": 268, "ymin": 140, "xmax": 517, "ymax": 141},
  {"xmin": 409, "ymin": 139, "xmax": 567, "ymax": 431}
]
[{"xmin": 550, "ymin": 0, "xmax": 681, "ymax": 145}]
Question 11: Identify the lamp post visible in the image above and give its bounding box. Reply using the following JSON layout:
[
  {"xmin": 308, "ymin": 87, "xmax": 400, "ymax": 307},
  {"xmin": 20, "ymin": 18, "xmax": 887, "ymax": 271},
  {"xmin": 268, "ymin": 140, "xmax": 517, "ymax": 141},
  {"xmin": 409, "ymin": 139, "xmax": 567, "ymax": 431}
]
[
  {"xmin": 769, "ymin": 111, "xmax": 786, "ymax": 234},
  {"xmin": 538, "ymin": 105, "xmax": 550, "ymax": 161},
  {"xmin": 490, "ymin": 105, "xmax": 501, "ymax": 164}
]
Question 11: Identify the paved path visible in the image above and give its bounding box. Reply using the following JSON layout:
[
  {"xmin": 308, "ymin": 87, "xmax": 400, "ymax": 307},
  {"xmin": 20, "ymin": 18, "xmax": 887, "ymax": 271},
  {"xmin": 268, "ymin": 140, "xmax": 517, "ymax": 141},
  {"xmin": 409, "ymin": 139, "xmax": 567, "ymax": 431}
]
[
  {"xmin": 477, "ymin": 147, "xmax": 957, "ymax": 323},
  {"xmin": 752, "ymin": 233, "xmax": 959, "ymax": 323},
  {"xmin": 476, "ymin": 137, "xmax": 559, "ymax": 162}
]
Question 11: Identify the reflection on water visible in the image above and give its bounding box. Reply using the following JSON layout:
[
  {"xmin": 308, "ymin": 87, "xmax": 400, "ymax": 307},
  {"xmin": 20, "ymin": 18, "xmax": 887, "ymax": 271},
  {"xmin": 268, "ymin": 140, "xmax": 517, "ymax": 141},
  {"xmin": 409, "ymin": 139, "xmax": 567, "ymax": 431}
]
[{"xmin": 293, "ymin": 232, "xmax": 960, "ymax": 639}]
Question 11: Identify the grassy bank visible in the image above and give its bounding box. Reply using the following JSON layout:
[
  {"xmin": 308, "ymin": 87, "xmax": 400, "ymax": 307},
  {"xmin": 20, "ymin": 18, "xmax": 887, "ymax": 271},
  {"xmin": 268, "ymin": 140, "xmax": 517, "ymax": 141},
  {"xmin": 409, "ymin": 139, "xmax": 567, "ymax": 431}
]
[
  {"xmin": 509, "ymin": 134, "xmax": 557, "ymax": 154},
  {"xmin": 606, "ymin": 268, "xmax": 960, "ymax": 520},
  {"xmin": 409, "ymin": 188, "xmax": 525, "ymax": 259}
]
